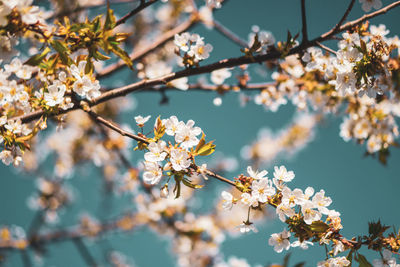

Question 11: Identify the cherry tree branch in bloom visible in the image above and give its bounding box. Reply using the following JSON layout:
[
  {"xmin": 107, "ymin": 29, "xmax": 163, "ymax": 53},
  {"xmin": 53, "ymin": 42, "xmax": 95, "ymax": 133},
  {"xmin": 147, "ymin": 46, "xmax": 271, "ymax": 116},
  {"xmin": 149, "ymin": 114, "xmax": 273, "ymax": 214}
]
[{"xmin": 15, "ymin": 0, "xmax": 400, "ymax": 126}]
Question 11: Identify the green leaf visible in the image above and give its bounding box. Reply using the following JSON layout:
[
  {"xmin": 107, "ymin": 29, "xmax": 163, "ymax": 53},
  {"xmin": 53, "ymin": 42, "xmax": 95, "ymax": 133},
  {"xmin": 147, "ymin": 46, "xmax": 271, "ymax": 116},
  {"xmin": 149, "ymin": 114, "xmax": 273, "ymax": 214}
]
[
  {"xmin": 91, "ymin": 15, "xmax": 102, "ymax": 33},
  {"xmin": 69, "ymin": 23, "xmax": 89, "ymax": 32},
  {"xmin": 51, "ymin": 40, "xmax": 71, "ymax": 65},
  {"xmin": 347, "ymin": 250, "xmax": 353, "ymax": 266},
  {"xmin": 51, "ymin": 40, "xmax": 68, "ymax": 54},
  {"xmin": 25, "ymin": 47, "xmax": 51, "ymax": 66},
  {"xmin": 309, "ymin": 221, "xmax": 330, "ymax": 233},
  {"xmin": 355, "ymin": 254, "xmax": 372, "ymax": 267},
  {"xmin": 173, "ymin": 175, "xmax": 182, "ymax": 199},
  {"xmin": 93, "ymin": 50, "xmax": 111, "ymax": 61},
  {"xmin": 85, "ymin": 57, "xmax": 94, "ymax": 74},
  {"xmin": 110, "ymin": 43, "xmax": 133, "ymax": 69},
  {"xmin": 153, "ymin": 116, "xmax": 165, "ymax": 140},
  {"xmin": 194, "ymin": 133, "xmax": 216, "ymax": 156},
  {"xmin": 104, "ymin": 6, "xmax": 116, "ymax": 31},
  {"xmin": 182, "ymin": 178, "xmax": 203, "ymax": 189}
]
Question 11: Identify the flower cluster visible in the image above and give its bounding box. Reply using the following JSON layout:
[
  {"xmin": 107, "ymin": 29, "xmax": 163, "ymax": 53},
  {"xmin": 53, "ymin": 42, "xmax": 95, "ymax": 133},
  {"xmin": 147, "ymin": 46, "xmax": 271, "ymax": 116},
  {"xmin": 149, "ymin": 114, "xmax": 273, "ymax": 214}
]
[
  {"xmin": 247, "ymin": 23, "xmax": 400, "ymax": 162},
  {"xmin": 174, "ymin": 32, "xmax": 213, "ymax": 67},
  {"xmin": 220, "ymin": 165, "xmax": 350, "ymax": 263},
  {"xmin": 139, "ymin": 116, "xmax": 215, "ymax": 196},
  {"xmin": 317, "ymin": 256, "xmax": 351, "ymax": 267},
  {"xmin": 0, "ymin": 0, "xmax": 47, "ymax": 29},
  {"xmin": 247, "ymin": 26, "xmax": 276, "ymax": 53},
  {"xmin": 0, "ymin": 225, "xmax": 27, "ymax": 250}
]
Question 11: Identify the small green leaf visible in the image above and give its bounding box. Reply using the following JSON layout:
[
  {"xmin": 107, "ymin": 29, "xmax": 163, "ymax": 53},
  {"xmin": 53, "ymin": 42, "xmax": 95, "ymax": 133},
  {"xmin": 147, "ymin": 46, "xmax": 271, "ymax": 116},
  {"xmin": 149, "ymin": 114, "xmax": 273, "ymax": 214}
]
[
  {"xmin": 70, "ymin": 23, "xmax": 88, "ymax": 32},
  {"xmin": 154, "ymin": 116, "xmax": 166, "ymax": 140},
  {"xmin": 182, "ymin": 178, "xmax": 204, "ymax": 189},
  {"xmin": 25, "ymin": 47, "xmax": 51, "ymax": 66},
  {"xmin": 173, "ymin": 175, "xmax": 182, "ymax": 199},
  {"xmin": 355, "ymin": 254, "xmax": 372, "ymax": 267},
  {"xmin": 92, "ymin": 15, "xmax": 102, "ymax": 33},
  {"xmin": 309, "ymin": 221, "xmax": 330, "ymax": 233},
  {"xmin": 110, "ymin": 44, "xmax": 133, "ymax": 69},
  {"xmin": 93, "ymin": 50, "xmax": 111, "ymax": 61},
  {"xmin": 51, "ymin": 40, "xmax": 71, "ymax": 65},
  {"xmin": 104, "ymin": 6, "xmax": 116, "ymax": 31}
]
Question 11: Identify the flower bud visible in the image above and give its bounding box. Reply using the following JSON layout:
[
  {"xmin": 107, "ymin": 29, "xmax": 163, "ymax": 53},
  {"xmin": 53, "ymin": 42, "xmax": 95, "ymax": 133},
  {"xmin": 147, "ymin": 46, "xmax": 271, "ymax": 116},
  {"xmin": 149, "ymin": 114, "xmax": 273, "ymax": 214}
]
[{"xmin": 160, "ymin": 185, "xmax": 169, "ymax": 198}]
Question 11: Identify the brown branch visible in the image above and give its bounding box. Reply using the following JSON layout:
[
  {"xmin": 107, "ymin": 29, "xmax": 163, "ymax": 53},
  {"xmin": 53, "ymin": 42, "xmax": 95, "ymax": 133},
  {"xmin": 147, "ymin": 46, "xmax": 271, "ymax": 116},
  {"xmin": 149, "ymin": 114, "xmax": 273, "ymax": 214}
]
[
  {"xmin": 331, "ymin": 0, "xmax": 356, "ymax": 34},
  {"xmin": 316, "ymin": 41, "xmax": 337, "ymax": 55},
  {"xmin": 15, "ymin": 1, "xmax": 400, "ymax": 125},
  {"xmin": 142, "ymin": 82, "xmax": 275, "ymax": 92},
  {"xmin": 115, "ymin": 0, "xmax": 159, "ymax": 27},
  {"xmin": 97, "ymin": 17, "xmax": 197, "ymax": 79},
  {"xmin": 73, "ymin": 238, "xmax": 99, "ymax": 267},
  {"xmin": 204, "ymin": 169, "xmax": 236, "ymax": 187},
  {"xmin": 213, "ymin": 20, "xmax": 248, "ymax": 48},
  {"xmin": 317, "ymin": 0, "xmax": 400, "ymax": 42},
  {"xmin": 300, "ymin": 0, "xmax": 308, "ymax": 43},
  {"xmin": 81, "ymin": 105, "xmax": 149, "ymax": 144},
  {"xmin": 0, "ymin": 214, "xmax": 138, "ymax": 251}
]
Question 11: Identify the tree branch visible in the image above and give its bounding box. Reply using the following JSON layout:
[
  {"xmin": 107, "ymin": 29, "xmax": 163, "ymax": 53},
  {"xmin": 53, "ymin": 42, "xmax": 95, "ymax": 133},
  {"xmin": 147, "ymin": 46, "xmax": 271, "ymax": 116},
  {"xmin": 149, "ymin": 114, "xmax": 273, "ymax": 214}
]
[
  {"xmin": 317, "ymin": 0, "xmax": 400, "ymax": 42},
  {"xmin": 300, "ymin": 0, "xmax": 308, "ymax": 43},
  {"xmin": 81, "ymin": 105, "xmax": 149, "ymax": 144},
  {"xmin": 213, "ymin": 20, "xmax": 248, "ymax": 48},
  {"xmin": 14, "ymin": 1, "xmax": 400, "ymax": 125},
  {"xmin": 115, "ymin": 0, "xmax": 159, "ymax": 27},
  {"xmin": 331, "ymin": 0, "xmax": 356, "ymax": 34},
  {"xmin": 73, "ymin": 238, "xmax": 99, "ymax": 267}
]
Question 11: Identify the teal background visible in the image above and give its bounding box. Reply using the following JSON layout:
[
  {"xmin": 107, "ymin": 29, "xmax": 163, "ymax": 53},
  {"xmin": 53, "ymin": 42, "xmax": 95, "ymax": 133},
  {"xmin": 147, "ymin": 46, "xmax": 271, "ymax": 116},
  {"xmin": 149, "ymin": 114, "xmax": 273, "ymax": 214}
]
[{"xmin": 1, "ymin": 0, "xmax": 400, "ymax": 266}]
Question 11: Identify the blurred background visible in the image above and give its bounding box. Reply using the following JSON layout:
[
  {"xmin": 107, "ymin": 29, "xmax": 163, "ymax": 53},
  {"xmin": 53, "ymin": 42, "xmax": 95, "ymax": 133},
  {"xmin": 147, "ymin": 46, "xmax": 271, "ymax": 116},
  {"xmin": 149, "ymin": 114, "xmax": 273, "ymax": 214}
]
[{"xmin": 1, "ymin": 0, "xmax": 400, "ymax": 266}]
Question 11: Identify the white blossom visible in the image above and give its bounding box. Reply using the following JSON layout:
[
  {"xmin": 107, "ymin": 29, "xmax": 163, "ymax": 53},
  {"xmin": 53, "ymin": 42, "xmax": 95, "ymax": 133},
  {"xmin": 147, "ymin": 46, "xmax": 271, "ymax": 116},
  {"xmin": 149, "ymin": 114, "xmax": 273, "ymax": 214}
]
[
  {"xmin": 268, "ymin": 229, "xmax": 291, "ymax": 253},
  {"xmin": 359, "ymin": 0, "xmax": 382, "ymax": 13},
  {"xmin": 169, "ymin": 149, "xmax": 191, "ymax": 171}
]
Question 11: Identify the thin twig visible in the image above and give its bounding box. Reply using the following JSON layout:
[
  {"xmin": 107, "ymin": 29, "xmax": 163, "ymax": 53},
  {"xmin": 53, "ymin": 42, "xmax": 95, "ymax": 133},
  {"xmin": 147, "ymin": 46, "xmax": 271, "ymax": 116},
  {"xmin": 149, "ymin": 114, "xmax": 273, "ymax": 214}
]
[
  {"xmin": 73, "ymin": 238, "xmax": 99, "ymax": 267},
  {"xmin": 300, "ymin": 0, "xmax": 308, "ymax": 43},
  {"xmin": 204, "ymin": 169, "xmax": 236, "ymax": 187},
  {"xmin": 213, "ymin": 20, "xmax": 248, "ymax": 48},
  {"xmin": 115, "ymin": 0, "xmax": 159, "ymax": 26},
  {"xmin": 331, "ymin": 0, "xmax": 356, "ymax": 34},
  {"xmin": 81, "ymin": 105, "xmax": 149, "ymax": 144},
  {"xmin": 318, "ymin": 0, "xmax": 400, "ymax": 42},
  {"xmin": 316, "ymin": 41, "xmax": 337, "ymax": 55},
  {"xmin": 20, "ymin": 250, "xmax": 32, "ymax": 267}
]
